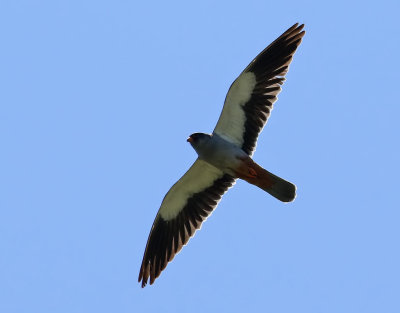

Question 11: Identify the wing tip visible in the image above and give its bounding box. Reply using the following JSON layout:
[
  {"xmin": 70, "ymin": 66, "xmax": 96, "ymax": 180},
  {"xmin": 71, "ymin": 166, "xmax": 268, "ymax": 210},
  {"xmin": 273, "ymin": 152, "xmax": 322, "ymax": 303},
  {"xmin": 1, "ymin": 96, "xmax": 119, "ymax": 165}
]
[
  {"xmin": 288, "ymin": 22, "xmax": 305, "ymax": 32},
  {"xmin": 283, "ymin": 23, "xmax": 306, "ymax": 45},
  {"xmin": 138, "ymin": 174, "xmax": 235, "ymax": 288}
]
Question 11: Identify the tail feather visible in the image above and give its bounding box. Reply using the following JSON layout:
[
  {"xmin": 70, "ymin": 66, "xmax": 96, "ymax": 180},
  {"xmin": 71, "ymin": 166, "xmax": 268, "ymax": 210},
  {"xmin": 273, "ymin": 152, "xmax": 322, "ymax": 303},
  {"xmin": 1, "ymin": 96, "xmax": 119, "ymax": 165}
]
[
  {"xmin": 235, "ymin": 157, "xmax": 296, "ymax": 202},
  {"xmin": 253, "ymin": 167, "xmax": 296, "ymax": 202}
]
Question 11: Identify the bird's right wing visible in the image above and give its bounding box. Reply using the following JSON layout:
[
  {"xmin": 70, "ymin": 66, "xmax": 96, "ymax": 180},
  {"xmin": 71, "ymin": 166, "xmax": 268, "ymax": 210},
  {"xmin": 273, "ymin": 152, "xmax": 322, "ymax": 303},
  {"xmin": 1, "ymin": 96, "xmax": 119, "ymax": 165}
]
[
  {"xmin": 138, "ymin": 159, "xmax": 236, "ymax": 287},
  {"xmin": 214, "ymin": 23, "xmax": 305, "ymax": 156}
]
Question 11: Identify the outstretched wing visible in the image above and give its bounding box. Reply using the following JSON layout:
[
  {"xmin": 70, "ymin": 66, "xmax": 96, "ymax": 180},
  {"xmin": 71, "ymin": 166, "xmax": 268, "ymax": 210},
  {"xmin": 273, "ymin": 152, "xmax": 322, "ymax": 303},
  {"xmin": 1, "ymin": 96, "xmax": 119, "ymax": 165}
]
[
  {"xmin": 213, "ymin": 23, "xmax": 305, "ymax": 156},
  {"xmin": 138, "ymin": 159, "xmax": 236, "ymax": 287}
]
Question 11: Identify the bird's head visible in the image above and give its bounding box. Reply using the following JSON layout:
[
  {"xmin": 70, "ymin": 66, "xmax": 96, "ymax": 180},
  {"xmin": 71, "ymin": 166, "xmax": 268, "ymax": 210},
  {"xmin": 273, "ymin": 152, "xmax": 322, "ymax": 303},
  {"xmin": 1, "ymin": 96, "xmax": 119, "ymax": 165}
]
[{"xmin": 187, "ymin": 133, "xmax": 211, "ymax": 150}]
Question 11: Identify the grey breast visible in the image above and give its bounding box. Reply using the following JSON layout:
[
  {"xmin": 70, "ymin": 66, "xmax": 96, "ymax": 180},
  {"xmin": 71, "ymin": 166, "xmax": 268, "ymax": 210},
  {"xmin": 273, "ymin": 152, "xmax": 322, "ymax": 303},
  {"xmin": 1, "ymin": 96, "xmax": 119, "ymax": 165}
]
[{"xmin": 198, "ymin": 134, "xmax": 247, "ymax": 175}]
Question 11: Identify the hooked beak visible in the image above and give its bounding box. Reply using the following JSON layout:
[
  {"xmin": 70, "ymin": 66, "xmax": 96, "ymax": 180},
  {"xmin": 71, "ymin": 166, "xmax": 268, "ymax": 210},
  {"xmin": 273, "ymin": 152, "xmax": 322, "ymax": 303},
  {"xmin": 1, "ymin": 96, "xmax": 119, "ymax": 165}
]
[{"xmin": 187, "ymin": 136, "xmax": 193, "ymax": 143}]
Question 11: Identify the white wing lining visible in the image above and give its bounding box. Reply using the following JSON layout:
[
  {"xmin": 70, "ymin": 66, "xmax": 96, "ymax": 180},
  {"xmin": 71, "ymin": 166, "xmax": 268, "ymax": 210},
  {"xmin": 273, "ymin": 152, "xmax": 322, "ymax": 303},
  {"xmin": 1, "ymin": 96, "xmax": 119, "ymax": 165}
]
[
  {"xmin": 213, "ymin": 72, "xmax": 257, "ymax": 147},
  {"xmin": 159, "ymin": 159, "xmax": 224, "ymax": 220}
]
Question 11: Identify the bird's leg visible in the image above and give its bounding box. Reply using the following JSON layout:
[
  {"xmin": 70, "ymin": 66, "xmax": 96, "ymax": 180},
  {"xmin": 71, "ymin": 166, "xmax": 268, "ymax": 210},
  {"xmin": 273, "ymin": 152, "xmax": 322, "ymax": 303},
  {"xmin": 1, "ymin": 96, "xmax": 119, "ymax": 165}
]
[
  {"xmin": 234, "ymin": 156, "xmax": 258, "ymax": 179},
  {"xmin": 248, "ymin": 167, "xmax": 257, "ymax": 177}
]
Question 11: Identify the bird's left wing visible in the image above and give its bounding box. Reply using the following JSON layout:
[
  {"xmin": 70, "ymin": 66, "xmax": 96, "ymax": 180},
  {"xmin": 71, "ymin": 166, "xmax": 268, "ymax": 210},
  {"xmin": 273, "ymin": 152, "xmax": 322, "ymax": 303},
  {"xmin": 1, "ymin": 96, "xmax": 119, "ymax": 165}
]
[
  {"xmin": 138, "ymin": 159, "xmax": 236, "ymax": 287},
  {"xmin": 213, "ymin": 23, "xmax": 305, "ymax": 156}
]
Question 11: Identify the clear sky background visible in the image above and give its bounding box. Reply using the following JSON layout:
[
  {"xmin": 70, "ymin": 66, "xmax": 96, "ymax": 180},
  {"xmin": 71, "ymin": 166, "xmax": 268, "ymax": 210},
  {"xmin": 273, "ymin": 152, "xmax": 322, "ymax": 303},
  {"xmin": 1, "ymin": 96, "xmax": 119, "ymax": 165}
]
[{"xmin": 1, "ymin": 1, "xmax": 399, "ymax": 312}]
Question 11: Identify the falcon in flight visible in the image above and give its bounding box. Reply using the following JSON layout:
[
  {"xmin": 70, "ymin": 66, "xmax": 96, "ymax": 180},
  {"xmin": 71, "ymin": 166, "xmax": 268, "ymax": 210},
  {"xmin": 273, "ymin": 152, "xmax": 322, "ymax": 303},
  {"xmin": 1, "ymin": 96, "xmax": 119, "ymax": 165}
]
[{"xmin": 139, "ymin": 23, "xmax": 305, "ymax": 287}]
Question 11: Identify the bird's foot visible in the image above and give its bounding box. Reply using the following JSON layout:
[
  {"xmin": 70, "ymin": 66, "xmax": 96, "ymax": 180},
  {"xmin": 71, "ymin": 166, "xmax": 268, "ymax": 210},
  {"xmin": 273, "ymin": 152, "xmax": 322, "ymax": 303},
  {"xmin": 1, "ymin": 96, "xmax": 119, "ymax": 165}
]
[{"xmin": 248, "ymin": 167, "xmax": 257, "ymax": 178}]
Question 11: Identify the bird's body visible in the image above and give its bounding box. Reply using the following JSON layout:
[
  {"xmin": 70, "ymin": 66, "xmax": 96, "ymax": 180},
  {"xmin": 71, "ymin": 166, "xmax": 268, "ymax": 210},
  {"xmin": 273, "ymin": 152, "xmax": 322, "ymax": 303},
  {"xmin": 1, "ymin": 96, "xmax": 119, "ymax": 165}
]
[
  {"xmin": 188, "ymin": 132, "xmax": 296, "ymax": 202},
  {"xmin": 188, "ymin": 133, "xmax": 248, "ymax": 176},
  {"xmin": 139, "ymin": 23, "xmax": 305, "ymax": 287}
]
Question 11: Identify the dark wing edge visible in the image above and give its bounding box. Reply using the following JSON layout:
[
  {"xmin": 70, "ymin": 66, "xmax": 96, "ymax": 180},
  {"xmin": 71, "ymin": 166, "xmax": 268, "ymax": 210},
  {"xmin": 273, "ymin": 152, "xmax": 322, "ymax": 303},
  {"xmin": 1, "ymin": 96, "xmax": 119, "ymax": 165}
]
[
  {"xmin": 138, "ymin": 171, "xmax": 235, "ymax": 287},
  {"xmin": 241, "ymin": 23, "xmax": 305, "ymax": 155}
]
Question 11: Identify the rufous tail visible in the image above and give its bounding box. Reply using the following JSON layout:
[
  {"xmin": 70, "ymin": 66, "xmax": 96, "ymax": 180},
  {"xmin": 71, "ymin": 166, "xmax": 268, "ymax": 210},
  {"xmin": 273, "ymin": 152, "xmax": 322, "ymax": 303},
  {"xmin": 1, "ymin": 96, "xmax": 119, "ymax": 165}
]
[{"xmin": 234, "ymin": 157, "xmax": 296, "ymax": 202}]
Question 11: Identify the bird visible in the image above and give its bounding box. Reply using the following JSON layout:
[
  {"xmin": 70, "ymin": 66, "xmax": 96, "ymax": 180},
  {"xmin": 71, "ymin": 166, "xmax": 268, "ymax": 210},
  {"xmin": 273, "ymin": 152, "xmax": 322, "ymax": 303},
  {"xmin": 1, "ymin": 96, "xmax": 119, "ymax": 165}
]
[{"xmin": 138, "ymin": 23, "xmax": 305, "ymax": 287}]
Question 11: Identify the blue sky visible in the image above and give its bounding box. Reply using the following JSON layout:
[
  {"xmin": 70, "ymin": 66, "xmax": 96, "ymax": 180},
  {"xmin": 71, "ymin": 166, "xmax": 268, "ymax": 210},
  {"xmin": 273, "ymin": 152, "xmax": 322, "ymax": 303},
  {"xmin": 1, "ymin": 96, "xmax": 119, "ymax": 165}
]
[{"xmin": 1, "ymin": 0, "xmax": 399, "ymax": 312}]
